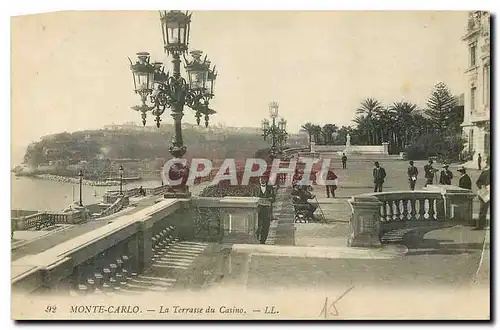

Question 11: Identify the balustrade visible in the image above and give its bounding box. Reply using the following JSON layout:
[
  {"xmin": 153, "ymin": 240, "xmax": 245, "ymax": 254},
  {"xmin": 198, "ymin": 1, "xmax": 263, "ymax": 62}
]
[
  {"xmin": 348, "ymin": 187, "xmax": 474, "ymax": 248},
  {"xmin": 12, "ymin": 195, "xmax": 261, "ymax": 295}
]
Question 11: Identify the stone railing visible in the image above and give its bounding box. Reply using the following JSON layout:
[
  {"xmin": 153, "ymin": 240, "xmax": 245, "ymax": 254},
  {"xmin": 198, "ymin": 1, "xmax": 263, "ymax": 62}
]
[
  {"xmin": 103, "ymin": 185, "xmax": 169, "ymax": 204},
  {"xmin": 347, "ymin": 185, "xmax": 476, "ymax": 247},
  {"xmin": 96, "ymin": 196, "xmax": 130, "ymax": 218},
  {"xmin": 12, "ymin": 196, "xmax": 262, "ymax": 295},
  {"xmin": 311, "ymin": 142, "xmax": 389, "ymax": 155},
  {"xmin": 14, "ymin": 209, "xmax": 87, "ymax": 231}
]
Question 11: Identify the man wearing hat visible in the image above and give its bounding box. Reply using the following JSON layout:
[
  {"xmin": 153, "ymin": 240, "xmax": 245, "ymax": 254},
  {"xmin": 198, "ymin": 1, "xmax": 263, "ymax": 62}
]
[
  {"xmin": 254, "ymin": 175, "xmax": 276, "ymax": 244},
  {"xmin": 475, "ymin": 156, "xmax": 491, "ymax": 230},
  {"xmin": 457, "ymin": 166, "xmax": 472, "ymax": 190},
  {"xmin": 439, "ymin": 164, "xmax": 453, "ymax": 185},
  {"xmin": 424, "ymin": 159, "xmax": 438, "ymax": 186}
]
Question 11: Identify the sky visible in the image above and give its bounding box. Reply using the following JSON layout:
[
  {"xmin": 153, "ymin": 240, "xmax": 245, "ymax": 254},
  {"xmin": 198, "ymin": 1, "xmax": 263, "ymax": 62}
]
[{"xmin": 11, "ymin": 10, "xmax": 469, "ymax": 148}]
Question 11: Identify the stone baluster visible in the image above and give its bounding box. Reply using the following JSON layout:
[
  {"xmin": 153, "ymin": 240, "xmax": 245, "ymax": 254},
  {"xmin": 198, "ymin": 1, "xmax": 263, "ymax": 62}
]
[
  {"xmin": 94, "ymin": 273, "xmax": 104, "ymax": 289},
  {"xmin": 409, "ymin": 199, "xmax": 417, "ymax": 221},
  {"xmin": 418, "ymin": 199, "xmax": 426, "ymax": 220},
  {"xmin": 380, "ymin": 201, "xmax": 388, "ymax": 222},
  {"xmin": 121, "ymin": 255, "xmax": 130, "ymax": 279},
  {"xmin": 102, "ymin": 268, "xmax": 112, "ymax": 292},
  {"xmin": 77, "ymin": 284, "xmax": 88, "ymax": 295},
  {"xmin": 393, "ymin": 200, "xmax": 401, "ymax": 221},
  {"xmin": 428, "ymin": 199, "xmax": 436, "ymax": 220},
  {"xmin": 401, "ymin": 199, "xmax": 409, "ymax": 221}
]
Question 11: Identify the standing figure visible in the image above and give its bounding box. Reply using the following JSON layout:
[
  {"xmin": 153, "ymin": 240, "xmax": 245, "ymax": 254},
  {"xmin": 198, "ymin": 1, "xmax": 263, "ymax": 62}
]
[
  {"xmin": 325, "ymin": 169, "xmax": 338, "ymax": 198},
  {"xmin": 372, "ymin": 161, "xmax": 387, "ymax": 192},
  {"xmin": 407, "ymin": 160, "xmax": 418, "ymax": 191},
  {"xmin": 457, "ymin": 166, "xmax": 472, "ymax": 190},
  {"xmin": 341, "ymin": 153, "xmax": 347, "ymax": 169},
  {"xmin": 439, "ymin": 164, "xmax": 453, "ymax": 185},
  {"xmin": 423, "ymin": 159, "xmax": 437, "ymax": 186},
  {"xmin": 254, "ymin": 176, "xmax": 276, "ymax": 244},
  {"xmin": 477, "ymin": 153, "xmax": 482, "ymax": 170},
  {"xmin": 475, "ymin": 157, "xmax": 490, "ymax": 230}
]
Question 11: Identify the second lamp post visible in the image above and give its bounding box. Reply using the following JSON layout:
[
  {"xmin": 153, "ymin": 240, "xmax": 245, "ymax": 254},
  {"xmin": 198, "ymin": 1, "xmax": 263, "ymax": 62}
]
[{"xmin": 261, "ymin": 101, "xmax": 288, "ymax": 159}]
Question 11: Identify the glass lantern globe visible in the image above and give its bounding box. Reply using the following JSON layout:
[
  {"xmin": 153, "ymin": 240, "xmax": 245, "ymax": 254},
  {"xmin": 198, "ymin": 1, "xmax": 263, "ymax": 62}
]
[
  {"xmin": 185, "ymin": 50, "xmax": 209, "ymax": 91},
  {"xmin": 160, "ymin": 10, "xmax": 192, "ymax": 55},
  {"xmin": 269, "ymin": 101, "xmax": 279, "ymax": 118},
  {"xmin": 130, "ymin": 52, "xmax": 155, "ymax": 95}
]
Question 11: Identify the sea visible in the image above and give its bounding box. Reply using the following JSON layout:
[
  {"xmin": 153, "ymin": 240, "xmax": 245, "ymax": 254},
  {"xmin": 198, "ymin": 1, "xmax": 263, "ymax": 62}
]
[{"xmin": 10, "ymin": 173, "xmax": 162, "ymax": 212}]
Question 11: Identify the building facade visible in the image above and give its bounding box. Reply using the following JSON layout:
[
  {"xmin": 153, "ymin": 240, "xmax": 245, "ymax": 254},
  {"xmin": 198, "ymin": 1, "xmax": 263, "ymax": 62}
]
[{"xmin": 461, "ymin": 11, "xmax": 491, "ymax": 165}]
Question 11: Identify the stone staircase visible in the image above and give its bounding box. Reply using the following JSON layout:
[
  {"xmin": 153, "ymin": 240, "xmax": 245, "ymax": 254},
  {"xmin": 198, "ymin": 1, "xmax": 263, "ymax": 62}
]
[{"xmin": 70, "ymin": 225, "xmax": 211, "ymax": 296}]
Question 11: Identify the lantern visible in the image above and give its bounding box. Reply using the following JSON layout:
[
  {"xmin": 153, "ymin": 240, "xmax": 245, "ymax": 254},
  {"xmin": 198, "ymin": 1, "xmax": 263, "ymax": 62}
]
[
  {"xmin": 279, "ymin": 118, "xmax": 287, "ymax": 131},
  {"xmin": 160, "ymin": 10, "xmax": 192, "ymax": 55},
  {"xmin": 261, "ymin": 119, "xmax": 270, "ymax": 131},
  {"xmin": 130, "ymin": 52, "xmax": 155, "ymax": 94},
  {"xmin": 185, "ymin": 50, "xmax": 209, "ymax": 90},
  {"xmin": 269, "ymin": 101, "xmax": 279, "ymax": 118}
]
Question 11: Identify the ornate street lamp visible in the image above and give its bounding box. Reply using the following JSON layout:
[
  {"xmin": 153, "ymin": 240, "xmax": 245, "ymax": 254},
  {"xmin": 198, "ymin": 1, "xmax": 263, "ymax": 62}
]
[
  {"xmin": 128, "ymin": 10, "xmax": 218, "ymax": 198},
  {"xmin": 118, "ymin": 165, "xmax": 124, "ymax": 195},
  {"xmin": 78, "ymin": 170, "xmax": 84, "ymax": 207},
  {"xmin": 262, "ymin": 102, "xmax": 287, "ymax": 159}
]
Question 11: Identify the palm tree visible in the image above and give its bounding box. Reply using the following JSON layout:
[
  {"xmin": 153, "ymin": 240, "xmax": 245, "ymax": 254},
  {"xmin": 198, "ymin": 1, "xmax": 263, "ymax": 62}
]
[
  {"xmin": 311, "ymin": 125, "xmax": 323, "ymax": 144},
  {"xmin": 356, "ymin": 98, "xmax": 384, "ymax": 144},
  {"xmin": 322, "ymin": 124, "xmax": 338, "ymax": 145},
  {"xmin": 300, "ymin": 122, "xmax": 315, "ymax": 145},
  {"xmin": 390, "ymin": 101, "xmax": 419, "ymax": 149}
]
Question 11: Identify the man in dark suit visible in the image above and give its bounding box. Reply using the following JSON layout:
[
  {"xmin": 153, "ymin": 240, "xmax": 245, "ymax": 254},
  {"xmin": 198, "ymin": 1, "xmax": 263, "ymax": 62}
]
[
  {"xmin": 457, "ymin": 166, "xmax": 472, "ymax": 190},
  {"xmin": 254, "ymin": 176, "xmax": 276, "ymax": 244},
  {"xmin": 341, "ymin": 153, "xmax": 347, "ymax": 169},
  {"xmin": 475, "ymin": 157, "xmax": 490, "ymax": 230},
  {"xmin": 407, "ymin": 160, "xmax": 418, "ymax": 191},
  {"xmin": 439, "ymin": 164, "xmax": 453, "ymax": 185},
  {"xmin": 423, "ymin": 159, "xmax": 437, "ymax": 187},
  {"xmin": 373, "ymin": 161, "xmax": 386, "ymax": 192}
]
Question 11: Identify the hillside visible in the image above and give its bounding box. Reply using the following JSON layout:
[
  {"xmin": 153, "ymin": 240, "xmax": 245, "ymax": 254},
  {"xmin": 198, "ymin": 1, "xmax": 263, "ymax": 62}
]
[{"xmin": 18, "ymin": 123, "xmax": 306, "ymax": 174}]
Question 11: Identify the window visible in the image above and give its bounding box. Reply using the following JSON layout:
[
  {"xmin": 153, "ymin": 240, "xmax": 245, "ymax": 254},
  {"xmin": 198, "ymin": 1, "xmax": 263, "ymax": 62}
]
[
  {"xmin": 470, "ymin": 43, "xmax": 477, "ymax": 66},
  {"xmin": 471, "ymin": 87, "xmax": 477, "ymax": 111},
  {"xmin": 484, "ymin": 64, "xmax": 490, "ymax": 106}
]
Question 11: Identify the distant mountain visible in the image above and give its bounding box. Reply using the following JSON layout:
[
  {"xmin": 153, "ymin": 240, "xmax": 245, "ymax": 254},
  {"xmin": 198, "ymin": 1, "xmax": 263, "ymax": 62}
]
[{"xmin": 18, "ymin": 123, "xmax": 307, "ymax": 168}]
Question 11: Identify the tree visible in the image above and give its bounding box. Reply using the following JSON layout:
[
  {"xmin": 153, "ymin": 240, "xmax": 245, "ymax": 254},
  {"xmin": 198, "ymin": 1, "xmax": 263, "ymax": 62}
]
[
  {"xmin": 311, "ymin": 125, "xmax": 323, "ymax": 144},
  {"xmin": 300, "ymin": 123, "xmax": 315, "ymax": 145},
  {"xmin": 321, "ymin": 124, "xmax": 338, "ymax": 145},
  {"xmin": 390, "ymin": 101, "xmax": 419, "ymax": 150},
  {"xmin": 424, "ymin": 82, "xmax": 459, "ymax": 136},
  {"xmin": 356, "ymin": 98, "xmax": 384, "ymax": 144}
]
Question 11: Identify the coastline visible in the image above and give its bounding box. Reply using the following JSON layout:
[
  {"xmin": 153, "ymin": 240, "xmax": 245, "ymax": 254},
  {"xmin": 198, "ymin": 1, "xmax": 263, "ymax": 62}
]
[{"xmin": 25, "ymin": 174, "xmax": 120, "ymax": 187}]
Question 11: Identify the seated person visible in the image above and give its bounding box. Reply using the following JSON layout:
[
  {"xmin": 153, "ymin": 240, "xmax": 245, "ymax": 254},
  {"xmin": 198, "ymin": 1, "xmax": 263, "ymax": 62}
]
[{"xmin": 291, "ymin": 185, "xmax": 318, "ymax": 220}]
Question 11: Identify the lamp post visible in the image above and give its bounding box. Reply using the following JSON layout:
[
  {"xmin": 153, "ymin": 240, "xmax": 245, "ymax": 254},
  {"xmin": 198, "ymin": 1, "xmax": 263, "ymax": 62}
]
[
  {"xmin": 78, "ymin": 170, "xmax": 84, "ymax": 207},
  {"xmin": 119, "ymin": 165, "xmax": 124, "ymax": 195},
  {"xmin": 261, "ymin": 102, "xmax": 287, "ymax": 159},
  {"xmin": 129, "ymin": 11, "xmax": 218, "ymax": 198}
]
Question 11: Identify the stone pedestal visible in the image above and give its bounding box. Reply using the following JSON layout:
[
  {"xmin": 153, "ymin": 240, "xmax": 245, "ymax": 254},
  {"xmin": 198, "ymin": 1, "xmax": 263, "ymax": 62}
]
[
  {"xmin": 219, "ymin": 197, "xmax": 260, "ymax": 245},
  {"xmin": 382, "ymin": 142, "xmax": 389, "ymax": 155},
  {"xmin": 164, "ymin": 186, "xmax": 192, "ymax": 199},
  {"xmin": 347, "ymin": 195, "xmax": 382, "ymax": 248},
  {"xmin": 423, "ymin": 185, "xmax": 476, "ymax": 222}
]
